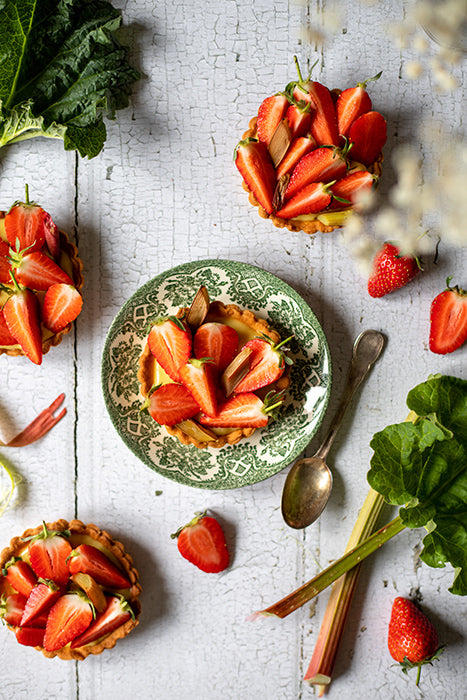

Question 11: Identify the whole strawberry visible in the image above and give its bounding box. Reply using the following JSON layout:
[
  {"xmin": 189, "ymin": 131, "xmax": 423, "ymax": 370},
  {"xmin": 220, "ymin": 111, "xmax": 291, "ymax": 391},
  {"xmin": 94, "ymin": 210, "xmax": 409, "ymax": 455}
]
[
  {"xmin": 388, "ymin": 597, "xmax": 442, "ymax": 686},
  {"xmin": 368, "ymin": 242, "xmax": 420, "ymax": 298},
  {"xmin": 171, "ymin": 511, "xmax": 229, "ymax": 573}
]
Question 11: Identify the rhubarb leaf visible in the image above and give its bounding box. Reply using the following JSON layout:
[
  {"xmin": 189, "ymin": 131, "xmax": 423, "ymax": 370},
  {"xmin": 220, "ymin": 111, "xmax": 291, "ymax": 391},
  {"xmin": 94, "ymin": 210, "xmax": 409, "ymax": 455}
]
[{"xmin": 0, "ymin": 0, "xmax": 140, "ymax": 158}]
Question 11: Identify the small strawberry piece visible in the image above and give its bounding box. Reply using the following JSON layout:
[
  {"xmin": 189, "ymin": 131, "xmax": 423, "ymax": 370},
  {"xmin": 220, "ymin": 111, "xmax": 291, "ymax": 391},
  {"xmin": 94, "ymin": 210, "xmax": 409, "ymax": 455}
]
[
  {"xmin": 4, "ymin": 189, "xmax": 47, "ymax": 253},
  {"xmin": 147, "ymin": 316, "xmax": 192, "ymax": 383},
  {"xmin": 0, "ymin": 240, "xmax": 11, "ymax": 283},
  {"xmin": 256, "ymin": 94, "xmax": 289, "ymax": 146},
  {"xmin": 276, "ymin": 181, "xmax": 332, "ymax": 219},
  {"xmin": 0, "ymin": 312, "xmax": 19, "ymax": 346},
  {"xmin": 200, "ymin": 392, "xmax": 274, "ymax": 428},
  {"xmin": 43, "ymin": 593, "xmax": 93, "ymax": 652},
  {"xmin": 285, "ymin": 101, "xmax": 312, "ymax": 139},
  {"xmin": 388, "ymin": 597, "xmax": 441, "ymax": 686},
  {"xmin": 20, "ymin": 580, "xmax": 61, "ymax": 626},
  {"xmin": 171, "ymin": 511, "xmax": 229, "ymax": 574},
  {"xmin": 0, "ymin": 592, "xmax": 28, "ymax": 626},
  {"xmin": 293, "ymin": 81, "xmax": 339, "ymax": 146},
  {"xmin": 348, "ymin": 110, "xmax": 387, "ymax": 165},
  {"xmin": 41, "ymin": 283, "xmax": 83, "ymax": 334},
  {"xmin": 3, "ymin": 557, "xmax": 37, "ymax": 597},
  {"xmin": 336, "ymin": 72, "xmax": 381, "ymax": 137},
  {"xmin": 12, "ymin": 250, "xmax": 73, "ymax": 291},
  {"xmin": 429, "ymin": 278, "xmax": 467, "ymax": 355},
  {"xmin": 43, "ymin": 212, "xmax": 61, "ymax": 261},
  {"xmin": 285, "ymin": 146, "xmax": 347, "ymax": 200},
  {"xmin": 276, "ymin": 136, "xmax": 316, "ymax": 180},
  {"xmin": 330, "ymin": 170, "xmax": 376, "ymax": 209},
  {"xmin": 193, "ymin": 322, "xmax": 239, "ymax": 374},
  {"xmin": 144, "ymin": 383, "xmax": 200, "ymax": 426},
  {"xmin": 70, "ymin": 594, "xmax": 134, "ymax": 648},
  {"xmin": 3, "ymin": 282, "xmax": 42, "ymax": 364},
  {"xmin": 27, "ymin": 522, "xmax": 72, "ymax": 587},
  {"xmin": 234, "ymin": 336, "xmax": 291, "ymax": 392},
  {"xmin": 367, "ymin": 242, "xmax": 420, "ymax": 298},
  {"xmin": 234, "ymin": 138, "xmax": 276, "ymax": 215},
  {"xmin": 68, "ymin": 544, "xmax": 131, "ymax": 590},
  {"xmin": 15, "ymin": 626, "xmax": 46, "ymax": 647},
  {"xmin": 179, "ymin": 358, "xmax": 218, "ymax": 417}
]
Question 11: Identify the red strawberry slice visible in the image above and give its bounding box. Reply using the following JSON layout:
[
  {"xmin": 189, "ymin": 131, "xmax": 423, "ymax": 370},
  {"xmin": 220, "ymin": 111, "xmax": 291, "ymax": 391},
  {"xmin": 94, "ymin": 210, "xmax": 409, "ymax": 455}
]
[
  {"xmin": 429, "ymin": 278, "xmax": 467, "ymax": 355},
  {"xmin": 234, "ymin": 336, "xmax": 292, "ymax": 392},
  {"xmin": 336, "ymin": 72, "xmax": 381, "ymax": 137},
  {"xmin": 11, "ymin": 250, "xmax": 73, "ymax": 291},
  {"xmin": 71, "ymin": 594, "xmax": 133, "ymax": 648},
  {"xmin": 144, "ymin": 383, "xmax": 200, "ymax": 426},
  {"xmin": 0, "ymin": 240, "xmax": 11, "ymax": 283},
  {"xmin": 199, "ymin": 391, "xmax": 283, "ymax": 428},
  {"xmin": 15, "ymin": 626, "xmax": 46, "ymax": 647},
  {"xmin": 0, "ymin": 592, "xmax": 28, "ymax": 626},
  {"xmin": 0, "ymin": 312, "xmax": 18, "ymax": 346},
  {"xmin": 21, "ymin": 580, "xmax": 61, "ymax": 626},
  {"xmin": 193, "ymin": 322, "xmax": 239, "ymax": 374},
  {"xmin": 293, "ymin": 81, "xmax": 339, "ymax": 146},
  {"xmin": 4, "ymin": 191, "xmax": 47, "ymax": 253},
  {"xmin": 276, "ymin": 181, "xmax": 332, "ymax": 219},
  {"xmin": 234, "ymin": 138, "xmax": 276, "ymax": 214},
  {"xmin": 43, "ymin": 212, "xmax": 61, "ymax": 261},
  {"xmin": 285, "ymin": 146, "xmax": 347, "ymax": 200},
  {"xmin": 27, "ymin": 522, "xmax": 72, "ymax": 586},
  {"xmin": 367, "ymin": 242, "xmax": 420, "ymax": 298},
  {"xmin": 41, "ymin": 283, "xmax": 83, "ymax": 334},
  {"xmin": 68, "ymin": 544, "xmax": 131, "ymax": 590},
  {"xmin": 3, "ymin": 557, "xmax": 37, "ymax": 597},
  {"xmin": 276, "ymin": 136, "xmax": 316, "ymax": 180},
  {"xmin": 256, "ymin": 94, "xmax": 289, "ymax": 146},
  {"xmin": 148, "ymin": 316, "xmax": 192, "ymax": 382},
  {"xmin": 43, "ymin": 593, "xmax": 93, "ymax": 652},
  {"xmin": 179, "ymin": 359, "xmax": 218, "ymax": 417},
  {"xmin": 285, "ymin": 101, "xmax": 312, "ymax": 139},
  {"xmin": 2, "ymin": 280, "xmax": 42, "ymax": 364},
  {"xmin": 330, "ymin": 170, "xmax": 376, "ymax": 209},
  {"xmin": 171, "ymin": 511, "xmax": 229, "ymax": 573},
  {"xmin": 348, "ymin": 110, "xmax": 387, "ymax": 165}
]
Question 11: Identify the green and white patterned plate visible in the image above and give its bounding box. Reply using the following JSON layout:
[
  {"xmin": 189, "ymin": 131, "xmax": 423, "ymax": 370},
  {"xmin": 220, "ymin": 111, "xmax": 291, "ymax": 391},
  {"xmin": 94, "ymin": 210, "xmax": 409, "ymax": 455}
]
[{"xmin": 101, "ymin": 259, "xmax": 332, "ymax": 489}]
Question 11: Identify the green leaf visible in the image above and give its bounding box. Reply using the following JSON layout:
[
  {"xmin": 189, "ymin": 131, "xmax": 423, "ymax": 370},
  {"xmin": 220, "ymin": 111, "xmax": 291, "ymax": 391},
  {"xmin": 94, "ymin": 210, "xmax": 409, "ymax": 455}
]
[{"xmin": 0, "ymin": 0, "xmax": 140, "ymax": 158}]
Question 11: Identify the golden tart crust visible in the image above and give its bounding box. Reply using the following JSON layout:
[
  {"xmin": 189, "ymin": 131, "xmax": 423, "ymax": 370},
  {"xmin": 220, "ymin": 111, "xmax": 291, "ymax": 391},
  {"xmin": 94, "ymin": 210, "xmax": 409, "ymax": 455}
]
[
  {"xmin": 0, "ymin": 211, "xmax": 84, "ymax": 358},
  {"xmin": 0, "ymin": 519, "xmax": 141, "ymax": 660},
  {"xmin": 138, "ymin": 300, "xmax": 290, "ymax": 449}
]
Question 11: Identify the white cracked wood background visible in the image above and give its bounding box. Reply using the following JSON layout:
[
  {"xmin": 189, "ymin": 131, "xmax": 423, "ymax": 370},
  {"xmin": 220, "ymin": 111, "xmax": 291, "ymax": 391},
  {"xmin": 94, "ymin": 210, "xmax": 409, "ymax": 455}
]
[{"xmin": 0, "ymin": 1, "xmax": 465, "ymax": 699}]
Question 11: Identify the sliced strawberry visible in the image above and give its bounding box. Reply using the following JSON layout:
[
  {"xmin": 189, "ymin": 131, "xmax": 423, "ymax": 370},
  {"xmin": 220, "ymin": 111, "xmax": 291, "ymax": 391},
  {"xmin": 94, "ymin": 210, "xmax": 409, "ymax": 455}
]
[
  {"xmin": 329, "ymin": 170, "xmax": 376, "ymax": 209},
  {"xmin": 199, "ymin": 392, "xmax": 282, "ymax": 428},
  {"xmin": 276, "ymin": 136, "xmax": 316, "ymax": 180},
  {"xmin": 0, "ymin": 240, "xmax": 11, "ymax": 283},
  {"xmin": 234, "ymin": 336, "xmax": 292, "ymax": 392},
  {"xmin": 11, "ymin": 250, "xmax": 73, "ymax": 291},
  {"xmin": 234, "ymin": 138, "xmax": 276, "ymax": 214},
  {"xmin": 20, "ymin": 579, "xmax": 61, "ymax": 626},
  {"xmin": 285, "ymin": 101, "xmax": 312, "ymax": 139},
  {"xmin": 336, "ymin": 72, "xmax": 381, "ymax": 137},
  {"xmin": 193, "ymin": 322, "xmax": 239, "ymax": 374},
  {"xmin": 293, "ymin": 81, "xmax": 339, "ymax": 146},
  {"xmin": 2, "ymin": 278, "xmax": 42, "ymax": 364},
  {"xmin": 256, "ymin": 94, "xmax": 289, "ymax": 146},
  {"xmin": 348, "ymin": 110, "xmax": 387, "ymax": 165},
  {"xmin": 43, "ymin": 592, "xmax": 93, "ymax": 652},
  {"xmin": 429, "ymin": 279, "xmax": 467, "ymax": 355},
  {"xmin": 2, "ymin": 557, "xmax": 37, "ymax": 597},
  {"xmin": 171, "ymin": 511, "xmax": 229, "ymax": 574},
  {"xmin": 71, "ymin": 594, "xmax": 134, "ymax": 648},
  {"xmin": 41, "ymin": 283, "xmax": 83, "ymax": 334},
  {"xmin": 276, "ymin": 181, "xmax": 332, "ymax": 219},
  {"xmin": 0, "ymin": 592, "xmax": 28, "ymax": 626},
  {"xmin": 147, "ymin": 316, "xmax": 192, "ymax": 382},
  {"xmin": 43, "ymin": 212, "xmax": 61, "ymax": 261},
  {"xmin": 4, "ymin": 189, "xmax": 47, "ymax": 253},
  {"xmin": 179, "ymin": 359, "xmax": 218, "ymax": 417},
  {"xmin": 285, "ymin": 146, "xmax": 348, "ymax": 200},
  {"xmin": 0, "ymin": 312, "xmax": 18, "ymax": 346},
  {"xmin": 27, "ymin": 522, "xmax": 72, "ymax": 586},
  {"xmin": 144, "ymin": 383, "xmax": 200, "ymax": 426},
  {"xmin": 15, "ymin": 626, "xmax": 46, "ymax": 647},
  {"xmin": 68, "ymin": 544, "xmax": 131, "ymax": 590}
]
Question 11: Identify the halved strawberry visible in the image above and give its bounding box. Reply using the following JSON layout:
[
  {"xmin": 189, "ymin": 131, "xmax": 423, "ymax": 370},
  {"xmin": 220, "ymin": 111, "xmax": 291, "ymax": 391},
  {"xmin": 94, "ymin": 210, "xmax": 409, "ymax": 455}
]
[
  {"xmin": 199, "ymin": 391, "xmax": 283, "ymax": 428},
  {"xmin": 2, "ymin": 275, "xmax": 42, "ymax": 364},
  {"xmin": 336, "ymin": 71, "xmax": 381, "ymax": 137},
  {"xmin": 2, "ymin": 557, "xmax": 37, "ymax": 597},
  {"xmin": 171, "ymin": 511, "xmax": 229, "ymax": 573},
  {"xmin": 285, "ymin": 99, "xmax": 312, "ymax": 139},
  {"xmin": 10, "ymin": 249, "xmax": 73, "ymax": 291},
  {"xmin": 0, "ymin": 592, "xmax": 28, "ymax": 626},
  {"xmin": 348, "ymin": 110, "xmax": 387, "ymax": 165},
  {"xmin": 234, "ymin": 138, "xmax": 276, "ymax": 214},
  {"xmin": 41, "ymin": 283, "xmax": 83, "ymax": 334},
  {"xmin": 143, "ymin": 383, "xmax": 200, "ymax": 426},
  {"xmin": 148, "ymin": 316, "xmax": 192, "ymax": 382},
  {"xmin": 43, "ymin": 592, "xmax": 93, "ymax": 652},
  {"xmin": 256, "ymin": 94, "xmax": 289, "ymax": 146},
  {"xmin": 429, "ymin": 278, "xmax": 467, "ymax": 355},
  {"xmin": 71, "ymin": 594, "xmax": 134, "ymax": 648},
  {"xmin": 20, "ymin": 579, "xmax": 61, "ymax": 626},
  {"xmin": 68, "ymin": 544, "xmax": 131, "ymax": 590},
  {"xmin": 234, "ymin": 336, "xmax": 292, "ymax": 392},
  {"xmin": 27, "ymin": 522, "xmax": 72, "ymax": 586},
  {"xmin": 4, "ymin": 188, "xmax": 47, "ymax": 253},
  {"xmin": 276, "ymin": 136, "xmax": 316, "ymax": 180},
  {"xmin": 193, "ymin": 322, "xmax": 239, "ymax": 374},
  {"xmin": 0, "ymin": 312, "xmax": 19, "ymax": 346},
  {"xmin": 15, "ymin": 626, "xmax": 46, "ymax": 647},
  {"xmin": 285, "ymin": 146, "xmax": 348, "ymax": 200},
  {"xmin": 276, "ymin": 181, "xmax": 332, "ymax": 219},
  {"xmin": 329, "ymin": 170, "xmax": 376, "ymax": 209},
  {"xmin": 0, "ymin": 240, "xmax": 11, "ymax": 284},
  {"xmin": 292, "ymin": 77, "xmax": 339, "ymax": 146},
  {"xmin": 179, "ymin": 358, "xmax": 218, "ymax": 417}
]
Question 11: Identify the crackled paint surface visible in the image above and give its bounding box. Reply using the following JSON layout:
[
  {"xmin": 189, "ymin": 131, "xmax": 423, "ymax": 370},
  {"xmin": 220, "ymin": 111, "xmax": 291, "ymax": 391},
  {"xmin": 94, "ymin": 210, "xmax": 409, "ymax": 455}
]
[{"xmin": 0, "ymin": 1, "xmax": 465, "ymax": 699}]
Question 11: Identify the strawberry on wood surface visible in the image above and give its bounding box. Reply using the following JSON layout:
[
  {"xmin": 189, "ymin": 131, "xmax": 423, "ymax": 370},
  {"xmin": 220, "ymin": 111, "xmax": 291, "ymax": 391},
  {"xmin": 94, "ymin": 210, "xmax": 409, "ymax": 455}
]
[
  {"xmin": 193, "ymin": 322, "xmax": 239, "ymax": 374},
  {"xmin": 348, "ymin": 110, "xmax": 387, "ymax": 165},
  {"xmin": 171, "ymin": 511, "xmax": 229, "ymax": 574},
  {"xmin": 234, "ymin": 138, "xmax": 276, "ymax": 214},
  {"xmin": 336, "ymin": 71, "xmax": 381, "ymax": 137},
  {"xmin": 2, "ymin": 276, "xmax": 43, "ymax": 364},
  {"xmin": 71, "ymin": 594, "xmax": 134, "ymax": 648},
  {"xmin": 285, "ymin": 146, "xmax": 347, "ymax": 200},
  {"xmin": 43, "ymin": 592, "xmax": 93, "ymax": 652},
  {"xmin": 429, "ymin": 278, "xmax": 467, "ymax": 355},
  {"xmin": 147, "ymin": 316, "xmax": 192, "ymax": 383},
  {"xmin": 179, "ymin": 358, "xmax": 218, "ymax": 417},
  {"xmin": 68, "ymin": 544, "xmax": 131, "ymax": 590},
  {"xmin": 144, "ymin": 383, "xmax": 200, "ymax": 426},
  {"xmin": 27, "ymin": 522, "xmax": 72, "ymax": 586},
  {"xmin": 256, "ymin": 94, "xmax": 289, "ymax": 146},
  {"xmin": 367, "ymin": 243, "xmax": 420, "ymax": 298},
  {"xmin": 41, "ymin": 283, "xmax": 83, "ymax": 334}
]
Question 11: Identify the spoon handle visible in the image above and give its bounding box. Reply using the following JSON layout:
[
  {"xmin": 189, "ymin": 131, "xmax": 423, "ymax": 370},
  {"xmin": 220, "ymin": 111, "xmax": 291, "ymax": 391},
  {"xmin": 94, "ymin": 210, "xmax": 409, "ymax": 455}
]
[{"xmin": 314, "ymin": 330, "xmax": 384, "ymax": 460}]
